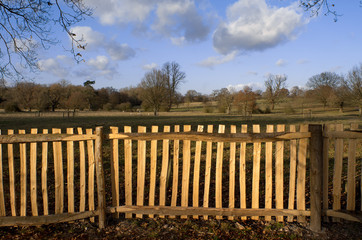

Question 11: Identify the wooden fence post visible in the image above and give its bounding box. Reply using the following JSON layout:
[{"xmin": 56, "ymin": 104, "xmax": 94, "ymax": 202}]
[
  {"xmin": 95, "ymin": 127, "xmax": 106, "ymax": 229},
  {"xmin": 309, "ymin": 124, "xmax": 323, "ymax": 232}
]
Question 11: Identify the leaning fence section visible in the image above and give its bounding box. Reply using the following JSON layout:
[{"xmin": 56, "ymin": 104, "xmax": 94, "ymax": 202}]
[
  {"xmin": 108, "ymin": 124, "xmax": 315, "ymax": 222},
  {"xmin": 0, "ymin": 127, "xmax": 105, "ymax": 228}
]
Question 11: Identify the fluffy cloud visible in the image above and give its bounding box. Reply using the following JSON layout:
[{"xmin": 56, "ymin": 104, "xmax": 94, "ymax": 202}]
[
  {"xmin": 213, "ymin": 0, "xmax": 305, "ymax": 55},
  {"xmin": 142, "ymin": 63, "xmax": 158, "ymax": 70},
  {"xmin": 37, "ymin": 55, "xmax": 70, "ymax": 77},
  {"xmin": 106, "ymin": 42, "xmax": 136, "ymax": 61},
  {"xmin": 198, "ymin": 51, "xmax": 238, "ymax": 68},
  {"xmin": 276, "ymin": 59, "xmax": 287, "ymax": 67},
  {"xmin": 227, "ymin": 82, "xmax": 264, "ymax": 91},
  {"xmin": 70, "ymin": 26, "xmax": 105, "ymax": 50},
  {"xmin": 86, "ymin": 55, "xmax": 118, "ymax": 79}
]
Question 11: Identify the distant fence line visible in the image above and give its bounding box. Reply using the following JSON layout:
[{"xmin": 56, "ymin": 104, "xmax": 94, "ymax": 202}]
[{"xmin": 0, "ymin": 123, "xmax": 360, "ymax": 232}]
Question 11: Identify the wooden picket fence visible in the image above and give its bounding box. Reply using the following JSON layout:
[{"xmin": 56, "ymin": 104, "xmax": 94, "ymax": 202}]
[{"xmin": 0, "ymin": 123, "xmax": 360, "ymax": 232}]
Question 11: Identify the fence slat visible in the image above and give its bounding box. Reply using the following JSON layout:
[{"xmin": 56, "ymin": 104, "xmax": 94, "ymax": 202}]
[
  {"xmin": 124, "ymin": 126, "xmax": 133, "ymax": 218},
  {"xmin": 170, "ymin": 125, "xmax": 180, "ymax": 219},
  {"xmin": 347, "ymin": 123, "xmax": 358, "ymax": 211},
  {"xmin": 228, "ymin": 125, "xmax": 236, "ymax": 220},
  {"xmin": 0, "ymin": 130, "xmax": 4, "ymax": 216},
  {"xmin": 323, "ymin": 124, "xmax": 331, "ymax": 221},
  {"xmin": 251, "ymin": 125, "xmax": 261, "ymax": 220},
  {"xmin": 203, "ymin": 125, "xmax": 213, "ymax": 220},
  {"xmin": 19, "ymin": 130, "xmax": 27, "ymax": 216},
  {"xmin": 297, "ymin": 124, "xmax": 308, "ymax": 223},
  {"xmin": 216, "ymin": 125, "xmax": 225, "ymax": 220},
  {"xmin": 287, "ymin": 125, "xmax": 297, "ymax": 222},
  {"xmin": 193, "ymin": 125, "xmax": 204, "ymax": 219},
  {"xmin": 136, "ymin": 126, "xmax": 146, "ymax": 218},
  {"xmin": 240, "ymin": 124, "xmax": 247, "ymax": 221},
  {"xmin": 86, "ymin": 129, "xmax": 95, "ymax": 222},
  {"xmin": 110, "ymin": 126, "xmax": 119, "ymax": 218},
  {"xmin": 181, "ymin": 125, "xmax": 191, "ymax": 219},
  {"xmin": 41, "ymin": 129, "xmax": 49, "ymax": 216},
  {"xmin": 264, "ymin": 125, "xmax": 273, "ymax": 221},
  {"xmin": 149, "ymin": 126, "xmax": 158, "ymax": 218},
  {"xmin": 30, "ymin": 129, "xmax": 38, "ymax": 216},
  {"xmin": 159, "ymin": 126, "xmax": 170, "ymax": 218},
  {"xmin": 276, "ymin": 124, "xmax": 285, "ymax": 222},
  {"xmin": 52, "ymin": 128, "xmax": 64, "ymax": 215},
  {"xmin": 333, "ymin": 124, "xmax": 344, "ymax": 222},
  {"xmin": 66, "ymin": 128, "xmax": 75, "ymax": 213},
  {"xmin": 95, "ymin": 127, "xmax": 106, "ymax": 229},
  {"xmin": 8, "ymin": 130, "xmax": 16, "ymax": 216},
  {"xmin": 77, "ymin": 128, "xmax": 86, "ymax": 213}
]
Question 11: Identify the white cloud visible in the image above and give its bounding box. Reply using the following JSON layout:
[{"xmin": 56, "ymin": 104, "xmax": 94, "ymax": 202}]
[
  {"xmin": 106, "ymin": 42, "xmax": 136, "ymax": 61},
  {"xmin": 86, "ymin": 55, "xmax": 118, "ymax": 79},
  {"xmin": 276, "ymin": 59, "xmax": 287, "ymax": 67},
  {"xmin": 227, "ymin": 82, "xmax": 264, "ymax": 91},
  {"xmin": 37, "ymin": 57, "xmax": 69, "ymax": 77},
  {"xmin": 88, "ymin": 56, "xmax": 110, "ymax": 71},
  {"xmin": 142, "ymin": 63, "xmax": 158, "ymax": 70},
  {"xmin": 213, "ymin": 0, "xmax": 306, "ymax": 55},
  {"xmin": 70, "ymin": 26, "xmax": 105, "ymax": 50},
  {"xmin": 198, "ymin": 51, "xmax": 238, "ymax": 68}
]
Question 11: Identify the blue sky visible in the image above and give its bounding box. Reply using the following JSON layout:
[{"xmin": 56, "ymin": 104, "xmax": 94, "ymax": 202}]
[{"xmin": 33, "ymin": 0, "xmax": 362, "ymax": 94}]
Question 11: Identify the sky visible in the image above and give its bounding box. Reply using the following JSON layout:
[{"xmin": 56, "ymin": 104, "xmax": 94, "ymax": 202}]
[{"xmin": 31, "ymin": 0, "xmax": 362, "ymax": 94}]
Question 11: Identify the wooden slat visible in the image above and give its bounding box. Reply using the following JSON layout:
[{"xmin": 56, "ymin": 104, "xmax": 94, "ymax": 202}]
[
  {"xmin": 216, "ymin": 125, "xmax": 225, "ymax": 220},
  {"xmin": 181, "ymin": 125, "xmax": 191, "ymax": 219},
  {"xmin": 8, "ymin": 129, "xmax": 16, "ymax": 216},
  {"xmin": 287, "ymin": 125, "xmax": 297, "ymax": 222},
  {"xmin": 240, "ymin": 124, "xmax": 247, "ymax": 221},
  {"xmin": 19, "ymin": 129, "xmax": 27, "ymax": 216},
  {"xmin": 77, "ymin": 128, "xmax": 86, "ymax": 213},
  {"xmin": 170, "ymin": 125, "xmax": 180, "ymax": 219},
  {"xmin": 333, "ymin": 124, "xmax": 344, "ymax": 221},
  {"xmin": 124, "ymin": 126, "xmax": 133, "ymax": 219},
  {"xmin": 276, "ymin": 124, "xmax": 285, "ymax": 222},
  {"xmin": 110, "ymin": 126, "xmax": 119, "ymax": 218},
  {"xmin": 323, "ymin": 131, "xmax": 362, "ymax": 139},
  {"xmin": 203, "ymin": 125, "xmax": 213, "ymax": 220},
  {"xmin": 42, "ymin": 129, "xmax": 49, "ymax": 216},
  {"xmin": 192, "ymin": 125, "xmax": 204, "ymax": 219},
  {"xmin": 30, "ymin": 129, "xmax": 38, "ymax": 216},
  {"xmin": 159, "ymin": 126, "xmax": 170, "ymax": 218},
  {"xmin": 86, "ymin": 129, "xmax": 95, "ymax": 222},
  {"xmin": 228, "ymin": 125, "xmax": 236, "ymax": 220},
  {"xmin": 136, "ymin": 126, "xmax": 146, "ymax": 218},
  {"xmin": 0, "ymin": 134, "xmax": 96, "ymax": 143},
  {"xmin": 0, "ymin": 130, "xmax": 4, "ymax": 216},
  {"xmin": 149, "ymin": 126, "xmax": 158, "ymax": 218},
  {"xmin": 297, "ymin": 124, "xmax": 308, "ymax": 222},
  {"xmin": 95, "ymin": 127, "xmax": 106, "ymax": 229},
  {"xmin": 322, "ymin": 124, "xmax": 331, "ymax": 221},
  {"xmin": 251, "ymin": 125, "xmax": 261, "ymax": 220},
  {"xmin": 347, "ymin": 124, "xmax": 358, "ymax": 211},
  {"xmin": 66, "ymin": 128, "xmax": 75, "ymax": 213},
  {"xmin": 52, "ymin": 128, "xmax": 64, "ymax": 214},
  {"xmin": 265, "ymin": 125, "xmax": 273, "ymax": 222}
]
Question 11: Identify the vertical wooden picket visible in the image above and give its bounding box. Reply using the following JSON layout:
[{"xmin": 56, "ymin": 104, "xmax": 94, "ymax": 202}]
[
  {"xmin": 228, "ymin": 125, "xmax": 236, "ymax": 220},
  {"xmin": 322, "ymin": 124, "xmax": 331, "ymax": 221},
  {"xmin": 8, "ymin": 129, "xmax": 16, "ymax": 216},
  {"xmin": 0, "ymin": 130, "xmax": 4, "ymax": 216},
  {"xmin": 124, "ymin": 126, "xmax": 133, "ymax": 218},
  {"xmin": 42, "ymin": 129, "xmax": 49, "ymax": 216},
  {"xmin": 136, "ymin": 126, "xmax": 146, "ymax": 218},
  {"xmin": 297, "ymin": 124, "xmax": 308, "ymax": 223},
  {"xmin": 216, "ymin": 125, "xmax": 225, "ymax": 220},
  {"xmin": 333, "ymin": 124, "xmax": 344, "ymax": 221},
  {"xmin": 347, "ymin": 123, "xmax": 358, "ymax": 211},
  {"xmin": 203, "ymin": 125, "xmax": 213, "ymax": 220},
  {"xmin": 193, "ymin": 125, "xmax": 204, "ymax": 219},
  {"xmin": 240, "ymin": 124, "xmax": 247, "ymax": 221},
  {"xmin": 19, "ymin": 129, "xmax": 27, "ymax": 216},
  {"xmin": 30, "ymin": 128, "xmax": 38, "ymax": 216},
  {"xmin": 52, "ymin": 128, "xmax": 64, "ymax": 214},
  {"xmin": 149, "ymin": 126, "xmax": 158, "ymax": 218},
  {"xmin": 110, "ymin": 126, "xmax": 120, "ymax": 218},
  {"xmin": 159, "ymin": 126, "xmax": 170, "ymax": 218},
  {"xmin": 265, "ymin": 125, "xmax": 273, "ymax": 221},
  {"xmin": 170, "ymin": 125, "xmax": 180, "ymax": 219},
  {"xmin": 276, "ymin": 124, "xmax": 285, "ymax": 222},
  {"xmin": 95, "ymin": 127, "xmax": 106, "ymax": 229},
  {"xmin": 86, "ymin": 129, "xmax": 95, "ymax": 222},
  {"xmin": 66, "ymin": 128, "xmax": 75, "ymax": 213},
  {"xmin": 251, "ymin": 125, "xmax": 261, "ymax": 220},
  {"xmin": 77, "ymin": 128, "xmax": 86, "ymax": 213},
  {"xmin": 287, "ymin": 125, "xmax": 297, "ymax": 222},
  {"xmin": 181, "ymin": 125, "xmax": 191, "ymax": 219}
]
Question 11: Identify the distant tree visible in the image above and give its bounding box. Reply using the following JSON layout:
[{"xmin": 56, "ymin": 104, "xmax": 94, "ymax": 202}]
[
  {"xmin": 345, "ymin": 64, "xmax": 362, "ymax": 115},
  {"xmin": 162, "ymin": 61, "xmax": 186, "ymax": 111},
  {"xmin": 139, "ymin": 69, "xmax": 168, "ymax": 116},
  {"xmin": 233, "ymin": 86, "xmax": 257, "ymax": 116},
  {"xmin": 264, "ymin": 74, "xmax": 287, "ymax": 110},
  {"xmin": 213, "ymin": 88, "xmax": 234, "ymax": 114},
  {"xmin": 32, "ymin": 84, "xmax": 49, "ymax": 111},
  {"xmin": 48, "ymin": 83, "xmax": 66, "ymax": 111},
  {"xmin": 15, "ymin": 81, "xmax": 37, "ymax": 111},
  {"xmin": 64, "ymin": 86, "xmax": 88, "ymax": 111}
]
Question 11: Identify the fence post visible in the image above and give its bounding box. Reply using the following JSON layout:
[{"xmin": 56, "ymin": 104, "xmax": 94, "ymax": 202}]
[
  {"xmin": 309, "ymin": 124, "xmax": 323, "ymax": 232},
  {"xmin": 95, "ymin": 127, "xmax": 106, "ymax": 229}
]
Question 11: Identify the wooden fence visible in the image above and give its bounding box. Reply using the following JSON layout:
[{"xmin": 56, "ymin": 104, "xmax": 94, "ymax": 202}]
[
  {"xmin": 0, "ymin": 123, "xmax": 360, "ymax": 232},
  {"xmin": 0, "ymin": 127, "xmax": 105, "ymax": 228}
]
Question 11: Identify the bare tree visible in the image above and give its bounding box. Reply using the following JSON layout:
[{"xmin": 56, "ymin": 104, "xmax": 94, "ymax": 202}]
[
  {"xmin": 213, "ymin": 88, "xmax": 234, "ymax": 114},
  {"xmin": 345, "ymin": 64, "xmax": 362, "ymax": 115},
  {"xmin": 233, "ymin": 86, "xmax": 257, "ymax": 116},
  {"xmin": 162, "ymin": 61, "xmax": 185, "ymax": 111},
  {"xmin": 264, "ymin": 74, "xmax": 287, "ymax": 110},
  {"xmin": 0, "ymin": 0, "xmax": 91, "ymax": 79}
]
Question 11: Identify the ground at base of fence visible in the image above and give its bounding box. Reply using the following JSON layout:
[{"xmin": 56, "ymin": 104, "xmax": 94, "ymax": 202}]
[{"xmin": 0, "ymin": 219, "xmax": 361, "ymax": 240}]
